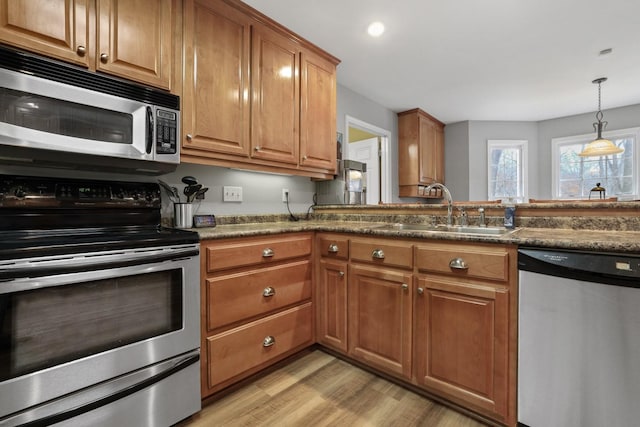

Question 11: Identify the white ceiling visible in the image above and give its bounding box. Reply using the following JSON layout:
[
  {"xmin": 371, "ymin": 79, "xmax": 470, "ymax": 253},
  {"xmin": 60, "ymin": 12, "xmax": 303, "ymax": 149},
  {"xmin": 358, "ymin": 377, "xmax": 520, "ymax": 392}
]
[{"xmin": 243, "ymin": 0, "xmax": 640, "ymax": 124}]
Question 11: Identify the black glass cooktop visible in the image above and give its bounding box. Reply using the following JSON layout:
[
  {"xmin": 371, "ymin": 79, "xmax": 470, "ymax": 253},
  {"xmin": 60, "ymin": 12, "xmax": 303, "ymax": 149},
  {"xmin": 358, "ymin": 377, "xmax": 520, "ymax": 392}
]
[
  {"xmin": 0, "ymin": 225, "xmax": 199, "ymax": 260},
  {"xmin": 0, "ymin": 174, "xmax": 199, "ymax": 260}
]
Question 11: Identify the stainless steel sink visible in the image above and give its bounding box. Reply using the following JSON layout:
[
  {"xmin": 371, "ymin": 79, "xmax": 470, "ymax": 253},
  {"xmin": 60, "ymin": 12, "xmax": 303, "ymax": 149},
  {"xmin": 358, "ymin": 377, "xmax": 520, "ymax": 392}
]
[{"xmin": 375, "ymin": 223, "xmax": 512, "ymax": 236}]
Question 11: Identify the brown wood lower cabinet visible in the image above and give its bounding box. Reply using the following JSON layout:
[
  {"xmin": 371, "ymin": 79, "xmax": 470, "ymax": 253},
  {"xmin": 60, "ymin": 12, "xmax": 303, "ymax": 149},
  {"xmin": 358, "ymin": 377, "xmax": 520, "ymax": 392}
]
[
  {"xmin": 348, "ymin": 263, "xmax": 413, "ymax": 379},
  {"xmin": 205, "ymin": 303, "xmax": 313, "ymax": 387},
  {"xmin": 200, "ymin": 233, "xmax": 314, "ymax": 397},
  {"xmin": 316, "ymin": 258, "xmax": 348, "ymax": 352},
  {"xmin": 203, "ymin": 232, "xmax": 516, "ymax": 426},
  {"xmin": 414, "ymin": 276, "xmax": 510, "ymax": 420},
  {"xmin": 314, "ymin": 233, "xmax": 517, "ymax": 426}
]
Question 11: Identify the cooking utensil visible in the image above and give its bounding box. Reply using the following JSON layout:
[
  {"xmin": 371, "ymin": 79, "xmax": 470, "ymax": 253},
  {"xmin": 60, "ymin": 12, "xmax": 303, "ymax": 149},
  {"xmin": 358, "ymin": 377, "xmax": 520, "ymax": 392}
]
[
  {"xmin": 158, "ymin": 179, "xmax": 180, "ymax": 202},
  {"xmin": 181, "ymin": 176, "xmax": 198, "ymax": 186},
  {"xmin": 192, "ymin": 187, "xmax": 209, "ymax": 201},
  {"xmin": 184, "ymin": 184, "xmax": 202, "ymax": 202}
]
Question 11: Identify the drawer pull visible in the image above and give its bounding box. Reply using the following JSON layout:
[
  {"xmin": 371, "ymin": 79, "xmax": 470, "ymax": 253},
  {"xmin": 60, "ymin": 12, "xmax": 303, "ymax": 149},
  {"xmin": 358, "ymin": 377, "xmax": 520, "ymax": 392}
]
[
  {"xmin": 372, "ymin": 249, "xmax": 385, "ymax": 259},
  {"xmin": 402, "ymin": 283, "xmax": 408, "ymax": 291},
  {"xmin": 449, "ymin": 257, "xmax": 469, "ymax": 270},
  {"xmin": 263, "ymin": 335, "xmax": 276, "ymax": 347},
  {"xmin": 417, "ymin": 287, "xmax": 424, "ymax": 295},
  {"xmin": 262, "ymin": 248, "xmax": 274, "ymax": 258},
  {"xmin": 328, "ymin": 244, "xmax": 339, "ymax": 253},
  {"xmin": 263, "ymin": 287, "xmax": 276, "ymax": 297}
]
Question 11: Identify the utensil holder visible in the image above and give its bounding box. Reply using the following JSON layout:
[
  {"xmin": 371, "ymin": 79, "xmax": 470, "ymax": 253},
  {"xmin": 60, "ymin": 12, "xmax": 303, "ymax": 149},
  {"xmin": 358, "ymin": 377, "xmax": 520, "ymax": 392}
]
[{"xmin": 174, "ymin": 203, "xmax": 193, "ymax": 228}]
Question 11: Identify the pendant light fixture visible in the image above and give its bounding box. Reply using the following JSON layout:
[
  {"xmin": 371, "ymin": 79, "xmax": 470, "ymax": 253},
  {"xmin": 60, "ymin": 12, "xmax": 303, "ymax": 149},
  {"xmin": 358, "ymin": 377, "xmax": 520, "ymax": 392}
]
[{"xmin": 579, "ymin": 77, "xmax": 624, "ymax": 157}]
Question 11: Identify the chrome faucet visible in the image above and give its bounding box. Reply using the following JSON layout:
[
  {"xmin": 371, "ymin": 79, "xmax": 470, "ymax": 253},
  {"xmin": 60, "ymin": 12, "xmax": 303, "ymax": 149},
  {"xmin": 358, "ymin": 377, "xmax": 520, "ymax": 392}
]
[
  {"xmin": 458, "ymin": 207, "xmax": 468, "ymax": 226},
  {"xmin": 478, "ymin": 207, "xmax": 487, "ymax": 227},
  {"xmin": 424, "ymin": 183, "xmax": 453, "ymax": 226}
]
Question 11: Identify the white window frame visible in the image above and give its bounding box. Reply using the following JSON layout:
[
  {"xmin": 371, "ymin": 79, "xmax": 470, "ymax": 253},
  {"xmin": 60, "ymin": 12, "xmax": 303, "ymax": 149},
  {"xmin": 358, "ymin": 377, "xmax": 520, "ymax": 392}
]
[
  {"xmin": 487, "ymin": 139, "xmax": 528, "ymax": 202},
  {"xmin": 551, "ymin": 127, "xmax": 640, "ymax": 199}
]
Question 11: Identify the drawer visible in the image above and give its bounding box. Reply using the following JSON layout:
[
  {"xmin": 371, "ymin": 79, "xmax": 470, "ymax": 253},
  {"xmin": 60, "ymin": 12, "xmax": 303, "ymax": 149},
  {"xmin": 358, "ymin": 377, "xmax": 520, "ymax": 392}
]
[
  {"xmin": 206, "ymin": 233, "xmax": 312, "ymax": 273},
  {"xmin": 318, "ymin": 235, "xmax": 349, "ymax": 259},
  {"xmin": 350, "ymin": 238, "xmax": 413, "ymax": 269},
  {"xmin": 416, "ymin": 242, "xmax": 509, "ymax": 282},
  {"xmin": 206, "ymin": 302, "xmax": 313, "ymax": 387},
  {"xmin": 206, "ymin": 260, "xmax": 311, "ymax": 330}
]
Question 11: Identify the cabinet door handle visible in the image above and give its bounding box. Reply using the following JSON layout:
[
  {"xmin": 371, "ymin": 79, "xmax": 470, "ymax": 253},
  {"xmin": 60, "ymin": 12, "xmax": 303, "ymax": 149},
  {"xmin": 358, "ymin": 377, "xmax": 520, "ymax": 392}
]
[
  {"xmin": 371, "ymin": 249, "xmax": 385, "ymax": 259},
  {"xmin": 302, "ymin": 155, "xmax": 308, "ymax": 160},
  {"xmin": 100, "ymin": 53, "xmax": 109, "ymax": 63},
  {"xmin": 449, "ymin": 257, "xmax": 469, "ymax": 270},
  {"xmin": 263, "ymin": 336, "xmax": 276, "ymax": 347},
  {"xmin": 328, "ymin": 244, "xmax": 339, "ymax": 253},
  {"xmin": 76, "ymin": 45, "xmax": 86, "ymax": 56},
  {"xmin": 338, "ymin": 271, "xmax": 345, "ymax": 277},
  {"xmin": 186, "ymin": 134, "xmax": 193, "ymax": 141},
  {"xmin": 417, "ymin": 287, "xmax": 424, "ymax": 295},
  {"xmin": 262, "ymin": 248, "xmax": 274, "ymax": 258},
  {"xmin": 402, "ymin": 283, "xmax": 408, "ymax": 291},
  {"xmin": 263, "ymin": 287, "xmax": 275, "ymax": 297},
  {"xmin": 254, "ymin": 146, "xmax": 261, "ymax": 152}
]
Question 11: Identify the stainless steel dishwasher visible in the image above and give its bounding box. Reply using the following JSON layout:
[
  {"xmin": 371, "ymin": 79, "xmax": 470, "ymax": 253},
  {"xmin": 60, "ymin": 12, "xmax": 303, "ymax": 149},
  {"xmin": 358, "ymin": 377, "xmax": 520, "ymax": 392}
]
[{"xmin": 518, "ymin": 247, "xmax": 640, "ymax": 427}]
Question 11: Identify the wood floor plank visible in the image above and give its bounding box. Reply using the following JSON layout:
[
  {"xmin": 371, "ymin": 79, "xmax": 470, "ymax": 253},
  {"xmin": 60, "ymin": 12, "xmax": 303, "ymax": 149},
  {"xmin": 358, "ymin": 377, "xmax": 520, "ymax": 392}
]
[{"xmin": 178, "ymin": 350, "xmax": 487, "ymax": 427}]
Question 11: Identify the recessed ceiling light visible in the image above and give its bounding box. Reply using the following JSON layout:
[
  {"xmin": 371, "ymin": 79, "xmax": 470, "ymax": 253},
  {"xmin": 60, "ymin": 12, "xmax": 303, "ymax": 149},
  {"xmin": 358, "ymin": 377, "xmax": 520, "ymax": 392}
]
[{"xmin": 367, "ymin": 21, "xmax": 385, "ymax": 37}]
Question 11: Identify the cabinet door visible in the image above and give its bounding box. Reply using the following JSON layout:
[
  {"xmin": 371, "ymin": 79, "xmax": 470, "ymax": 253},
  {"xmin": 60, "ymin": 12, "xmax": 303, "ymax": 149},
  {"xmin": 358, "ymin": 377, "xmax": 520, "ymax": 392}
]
[
  {"xmin": 182, "ymin": 0, "xmax": 250, "ymax": 158},
  {"xmin": 299, "ymin": 49, "xmax": 337, "ymax": 172},
  {"xmin": 251, "ymin": 23, "xmax": 299, "ymax": 165},
  {"xmin": 316, "ymin": 258, "xmax": 348, "ymax": 353},
  {"xmin": 418, "ymin": 116, "xmax": 444, "ymax": 184},
  {"xmin": 348, "ymin": 264, "xmax": 412, "ymax": 379},
  {"xmin": 97, "ymin": 0, "xmax": 173, "ymax": 89},
  {"xmin": 414, "ymin": 276, "xmax": 509, "ymax": 420},
  {"xmin": 0, "ymin": 0, "xmax": 89, "ymax": 66},
  {"xmin": 433, "ymin": 123, "xmax": 445, "ymax": 183}
]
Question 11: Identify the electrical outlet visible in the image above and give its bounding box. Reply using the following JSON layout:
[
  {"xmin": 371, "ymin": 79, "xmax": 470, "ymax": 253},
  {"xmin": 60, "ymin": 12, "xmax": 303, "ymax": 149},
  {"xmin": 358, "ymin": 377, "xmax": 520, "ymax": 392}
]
[
  {"xmin": 223, "ymin": 186, "xmax": 243, "ymax": 202},
  {"xmin": 282, "ymin": 188, "xmax": 289, "ymax": 203}
]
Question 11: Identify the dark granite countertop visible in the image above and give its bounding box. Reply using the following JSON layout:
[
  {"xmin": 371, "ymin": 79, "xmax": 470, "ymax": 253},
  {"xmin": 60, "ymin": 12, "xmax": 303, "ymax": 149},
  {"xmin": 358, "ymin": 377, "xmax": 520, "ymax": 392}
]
[{"xmin": 194, "ymin": 220, "xmax": 640, "ymax": 253}]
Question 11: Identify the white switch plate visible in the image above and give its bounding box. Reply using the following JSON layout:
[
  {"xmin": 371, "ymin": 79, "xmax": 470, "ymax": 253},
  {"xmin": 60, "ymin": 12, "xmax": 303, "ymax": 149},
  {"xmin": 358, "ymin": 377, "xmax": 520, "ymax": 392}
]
[{"xmin": 223, "ymin": 186, "xmax": 243, "ymax": 202}]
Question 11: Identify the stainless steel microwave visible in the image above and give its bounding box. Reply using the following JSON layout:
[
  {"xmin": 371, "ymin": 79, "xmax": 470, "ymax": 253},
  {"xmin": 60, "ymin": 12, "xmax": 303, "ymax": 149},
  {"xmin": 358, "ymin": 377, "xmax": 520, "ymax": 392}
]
[{"xmin": 0, "ymin": 45, "xmax": 180, "ymax": 174}]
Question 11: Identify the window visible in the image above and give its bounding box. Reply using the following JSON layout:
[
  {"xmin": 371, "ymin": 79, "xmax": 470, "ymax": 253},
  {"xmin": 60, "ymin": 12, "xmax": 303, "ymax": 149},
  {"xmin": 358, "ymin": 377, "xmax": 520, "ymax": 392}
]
[
  {"xmin": 487, "ymin": 140, "xmax": 527, "ymax": 202},
  {"xmin": 552, "ymin": 127, "xmax": 639, "ymax": 199}
]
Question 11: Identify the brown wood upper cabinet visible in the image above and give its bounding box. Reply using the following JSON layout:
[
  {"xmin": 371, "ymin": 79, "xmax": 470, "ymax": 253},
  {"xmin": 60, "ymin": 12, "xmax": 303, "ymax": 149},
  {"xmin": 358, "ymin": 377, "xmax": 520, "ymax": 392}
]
[
  {"xmin": 181, "ymin": 0, "xmax": 339, "ymax": 179},
  {"xmin": 0, "ymin": 0, "xmax": 176, "ymax": 90},
  {"xmin": 398, "ymin": 108, "xmax": 445, "ymax": 198}
]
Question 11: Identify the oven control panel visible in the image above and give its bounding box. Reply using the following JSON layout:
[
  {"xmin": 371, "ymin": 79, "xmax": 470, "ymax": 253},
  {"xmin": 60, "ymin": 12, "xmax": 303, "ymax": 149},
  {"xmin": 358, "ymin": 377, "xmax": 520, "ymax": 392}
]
[{"xmin": 0, "ymin": 175, "xmax": 161, "ymax": 208}]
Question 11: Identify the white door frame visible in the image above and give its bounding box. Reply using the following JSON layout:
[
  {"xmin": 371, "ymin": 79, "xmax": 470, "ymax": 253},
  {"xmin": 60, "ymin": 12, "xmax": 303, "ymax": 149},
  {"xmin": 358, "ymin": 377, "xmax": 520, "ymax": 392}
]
[{"xmin": 345, "ymin": 115, "xmax": 392, "ymax": 204}]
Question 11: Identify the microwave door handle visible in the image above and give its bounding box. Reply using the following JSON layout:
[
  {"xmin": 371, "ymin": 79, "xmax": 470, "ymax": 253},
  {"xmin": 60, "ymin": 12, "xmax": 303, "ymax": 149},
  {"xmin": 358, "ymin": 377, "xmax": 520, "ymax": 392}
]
[{"xmin": 146, "ymin": 106, "xmax": 154, "ymax": 154}]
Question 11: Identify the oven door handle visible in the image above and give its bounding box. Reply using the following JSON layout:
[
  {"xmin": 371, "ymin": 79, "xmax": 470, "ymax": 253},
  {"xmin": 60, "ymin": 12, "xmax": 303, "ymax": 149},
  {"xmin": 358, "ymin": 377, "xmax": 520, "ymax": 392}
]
[
  {"xmin": 0, "ymin": 245, "xmax": 199, "ymax": 282},
  {"xmin": 5, "ymin": 350, "xmax": 200, "ymax": 427}
]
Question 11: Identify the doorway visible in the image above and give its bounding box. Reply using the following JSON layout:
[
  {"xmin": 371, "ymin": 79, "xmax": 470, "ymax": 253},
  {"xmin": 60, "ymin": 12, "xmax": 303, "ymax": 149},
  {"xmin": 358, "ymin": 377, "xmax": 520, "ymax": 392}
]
[{"xmin": 344, "ymin": 115, "xmax": 391, "ymax": 204}]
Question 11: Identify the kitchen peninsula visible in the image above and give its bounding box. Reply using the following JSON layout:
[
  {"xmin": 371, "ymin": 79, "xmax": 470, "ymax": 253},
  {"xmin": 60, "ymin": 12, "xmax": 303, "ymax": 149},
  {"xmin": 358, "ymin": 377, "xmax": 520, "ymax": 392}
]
[{"xmin": 195, "ymin": 201, "xmax": 640, "ymax": 427}]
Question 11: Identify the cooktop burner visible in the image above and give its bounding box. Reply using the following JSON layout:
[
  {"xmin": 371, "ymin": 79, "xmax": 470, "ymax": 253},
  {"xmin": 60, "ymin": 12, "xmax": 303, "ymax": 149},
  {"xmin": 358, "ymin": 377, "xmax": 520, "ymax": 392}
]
[{"xmin": 0, "ymin": 174, "xmax": 198, "ymax": 259}]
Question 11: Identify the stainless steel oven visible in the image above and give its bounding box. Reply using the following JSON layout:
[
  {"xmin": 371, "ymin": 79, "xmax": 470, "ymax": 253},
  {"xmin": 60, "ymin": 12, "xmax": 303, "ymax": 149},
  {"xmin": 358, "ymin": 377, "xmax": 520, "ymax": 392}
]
[{"xmin": 0, "ymin": 175, "xmax": 201, "ymax": 427}]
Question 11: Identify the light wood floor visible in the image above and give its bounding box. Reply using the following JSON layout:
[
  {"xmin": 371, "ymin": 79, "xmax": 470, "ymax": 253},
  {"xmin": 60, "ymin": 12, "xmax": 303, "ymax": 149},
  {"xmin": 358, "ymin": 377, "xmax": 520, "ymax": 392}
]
[{"xmin": 179, "ymin": 350, "xmax": 487, "ymax": 427}]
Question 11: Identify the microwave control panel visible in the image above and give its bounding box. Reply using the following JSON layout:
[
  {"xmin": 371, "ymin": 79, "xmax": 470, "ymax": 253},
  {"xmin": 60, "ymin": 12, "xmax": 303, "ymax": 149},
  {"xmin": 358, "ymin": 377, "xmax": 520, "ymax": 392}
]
[{"xmin": 156, "ymin": 109, "xmax": 178, "ymax": 155}]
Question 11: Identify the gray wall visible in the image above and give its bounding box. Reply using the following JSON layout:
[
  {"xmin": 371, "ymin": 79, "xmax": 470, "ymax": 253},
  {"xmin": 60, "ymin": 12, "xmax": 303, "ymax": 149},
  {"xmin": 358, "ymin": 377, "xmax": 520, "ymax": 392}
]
[
  {"xmin": 446, "ymin": 103, "xmax": 640, "ymax": 200},
  {"xmin": 336, "ymin": 84, "xmax": 401, "ymax": 201},
  {"xmin": 443, "ymin": 121, "xmax": 470, "ymax": 201},
  {"xmin": 537, "ymin": 103, "xmax": 640, "ymax": 198}
]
